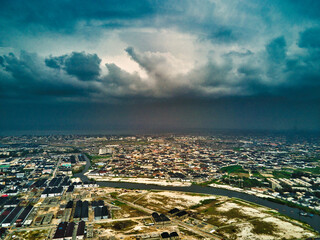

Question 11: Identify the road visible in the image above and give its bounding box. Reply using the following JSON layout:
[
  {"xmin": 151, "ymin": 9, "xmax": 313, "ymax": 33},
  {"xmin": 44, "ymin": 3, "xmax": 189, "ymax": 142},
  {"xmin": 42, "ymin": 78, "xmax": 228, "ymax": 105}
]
[
  {"xmin": 52, "ymin": 157, "xmax": 62, "ymax": 179},
  {"xmin": 95, "ymin": 216, "xmax": 149, "ymax": 223}
]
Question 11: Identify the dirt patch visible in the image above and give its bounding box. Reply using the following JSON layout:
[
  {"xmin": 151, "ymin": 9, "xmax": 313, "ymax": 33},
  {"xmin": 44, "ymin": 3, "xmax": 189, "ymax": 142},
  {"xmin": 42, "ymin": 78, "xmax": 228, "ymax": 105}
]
[{"xmin": 97, "ymin": 220, "xmax": 137, "ymax": 232}]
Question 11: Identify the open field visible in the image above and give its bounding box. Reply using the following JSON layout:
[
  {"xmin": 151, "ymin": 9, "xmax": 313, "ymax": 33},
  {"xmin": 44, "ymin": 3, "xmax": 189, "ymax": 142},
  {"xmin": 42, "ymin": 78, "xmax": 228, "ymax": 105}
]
[
  {"xmin": 192, "ymin": 197, "xmax": 317, "ymax": 239},
  {"xmin": 94, "ymin": 219, "xmax": 181, "ymax": 239},
  {"xmin": 10, "ymin": 229, "xmax": 50, "ymax": 240},
  {"xmin": 120, "ymin": 190, "xmax": 215, "ymax": 212},
  {"xmin": 118, "ymin": 189, "xmax": 318, "ymax": 240}
]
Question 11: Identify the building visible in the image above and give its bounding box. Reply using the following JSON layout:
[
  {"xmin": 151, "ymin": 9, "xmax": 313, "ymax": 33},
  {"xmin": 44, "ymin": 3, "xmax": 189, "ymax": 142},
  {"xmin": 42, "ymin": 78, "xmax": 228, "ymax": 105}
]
[
  {"xmin": 175, "ymin": 210, "xmax": 188, "ymax": 220},
  {"xmin": 76, "ymin": 221, "xmax": 85, "ymax": 240},
  {"xmin": 152, "ymin": 212, "xmax": 170, "ymax": 226},
  {"xmin": 53, "ymin": 222, "xmax": 68, "ymax": 240},
  {"xmin": 64, "ymin": 222, "xmax": 75, "ymax": 240},
  {"xmin": 168, "ymin": 208, "xmax": 180, "ymax": 216}
]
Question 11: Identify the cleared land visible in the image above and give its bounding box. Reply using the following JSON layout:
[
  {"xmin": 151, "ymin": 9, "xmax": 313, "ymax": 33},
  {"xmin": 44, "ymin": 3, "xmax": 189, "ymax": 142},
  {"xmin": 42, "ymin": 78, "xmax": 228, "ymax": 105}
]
[{"xmin": 118, "ymin": 189, "xmax": 318, "ymax": 240}]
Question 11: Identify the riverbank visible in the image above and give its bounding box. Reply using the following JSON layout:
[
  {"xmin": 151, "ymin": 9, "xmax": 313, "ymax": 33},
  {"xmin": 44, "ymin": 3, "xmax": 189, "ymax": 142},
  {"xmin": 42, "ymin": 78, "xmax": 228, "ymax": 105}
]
[
  {"xmin": 87, "ymin": 175, "xmax": 192, "ymax": 187},
  {"xmin": 87, "ymin": 174, "xmax": 273, "ymax": 198},
  {"xmin": 77, "ymin": 157, "xmax": 320, "ymax": 232},
  {"xmin": 209, "ymin": 183, "xmax": 275, "ymax": 199}
]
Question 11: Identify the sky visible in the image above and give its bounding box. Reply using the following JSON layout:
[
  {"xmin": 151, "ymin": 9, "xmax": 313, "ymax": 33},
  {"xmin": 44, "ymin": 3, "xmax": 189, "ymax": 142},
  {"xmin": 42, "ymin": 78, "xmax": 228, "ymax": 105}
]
[{"xmin": 0, "ymin": 0, "xmax": 320, "ymax": 133}]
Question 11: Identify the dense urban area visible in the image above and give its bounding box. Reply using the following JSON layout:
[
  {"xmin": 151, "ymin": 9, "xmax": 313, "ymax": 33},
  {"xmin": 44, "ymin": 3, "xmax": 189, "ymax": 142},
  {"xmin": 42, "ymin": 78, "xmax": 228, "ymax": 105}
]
[{"xmin": 0, "ymin": 133, "xmax": 319, "ymax": 239}]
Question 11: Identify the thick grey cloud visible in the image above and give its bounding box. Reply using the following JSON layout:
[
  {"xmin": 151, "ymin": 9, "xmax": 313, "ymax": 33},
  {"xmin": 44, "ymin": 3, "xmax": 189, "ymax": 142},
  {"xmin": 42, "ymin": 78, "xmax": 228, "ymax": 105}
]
[
  {"xmin": 298, "ymin": 27, "xmax": 320, "ymax": 49},
  {"xmin": 2, "ymin": 39, "xmax": 320, "ymax": 103},
  {"xmin": 266, "ymin": 36, "xmax": 287, "ymax": 62},
  {"xmin": 0, "ymin": 51, "xmax": 99, "ymax": 100},
  {"xmin": 45, "ymin": 52, "xmax": 101, "ymax": 81},
  {"xmin": 44, "ymin": 55, "xmax": 65, "ymax": 69},
  {"xmin": 0, "ymin": 0, "xmax": 156, "ymax": 32}
]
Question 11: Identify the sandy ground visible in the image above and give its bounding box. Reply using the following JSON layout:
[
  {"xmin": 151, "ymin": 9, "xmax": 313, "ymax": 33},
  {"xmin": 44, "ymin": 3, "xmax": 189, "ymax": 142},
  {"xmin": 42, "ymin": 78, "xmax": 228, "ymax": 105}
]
[
  {"xmin": 74, "ymin": 187, "xmax": 317, "ymax": 240},
  {"xmin": 70, "ymin": 177, "xmax": 82, "ymax": 182},
  {"xmin": 91, "ymin": 176, "xmax": 192, "ymax": 186},
  {"xmin": 213, "ymin": 200, "xmax": 316, "ymax": 239},
  {"xmin": 153, "ymin": 191, "xmax": 215, "ymax": 207},
  {"xmin": 217, "ymin": 201, "xmax": 268, "ymax": 218},
  {"xmin": 263, "ymin": 216, "xmax": 315, "ymax": 239}
]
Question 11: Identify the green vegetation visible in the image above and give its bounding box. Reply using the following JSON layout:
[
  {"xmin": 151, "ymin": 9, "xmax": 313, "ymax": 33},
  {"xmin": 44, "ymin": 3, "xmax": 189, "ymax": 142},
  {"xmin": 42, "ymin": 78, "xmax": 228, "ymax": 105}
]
[
  {"xmin": 11, "ymin": 229, "xmax": 49, "ymax": 240},
  {"xmin": 221, "ymin": 176, "xmax": 265, "ymax": 188},
  {"xmin": 218, "ymin": 208, "xmax": 250, "ymax": 220},
  {"xmin": 91, "ymin": 154, "xmax": 112, "ymax": 160},
  {"xmin": 190, "ymin": 199, "xmax": 217, "ymax": 209},
  {"xmin": 110, "ymin": 192, "xmax": 118, "ymax": 199},
  {"xmin": 242, "ymin": 177, "xmax": 265, "ymax": 188},
  {"xmin": 185, "ymin": 192, "xmax": 208, "ymax": 197},
  {"xmin": 97, "ymin": 220, "xmax": 137, "ymax": 231},
  {"xmin": 296, "ymin": 167, "xmax": 320, "ymax": 175},
  {"xmin": 272, "ymin": 170, "xmax": 292, "ymax": 178},
  {"xmin": 304, "ymin": 156, "xmax": 320, "ymax": 162},
  {"xmin": 113, "ymin": 200, "xmax": 126, "ymax": 206},
  {"xmin": 251, "ymin": 219, "xmax": 278, "ymax": 235},
  {"xmin": 72, "ymin": 165, "xmax": 85, "ymax": 175},
  {"xmin": 217, "ymin": 225, "xmax": 238, "ymax": 236},
  {"xmin": 85, "ymin": 153, "xmax": 112, "ymax": 167},
  {"xmin": 113, "ymin": 203, "xmax": 149, "ymax": 218},
  {"xmin": 84, "ymin": 153, "xmax": 93, "ymax": 166},
  {"xmin": 112, "ymin": 220, "xmax": 136, "ymax": 231},
  {"xmin": 252, "ymin": 170, "xmax": 264, "ymax": 178},
  {"xmin": 233, "ymin": 147, "xmax": 243, "ymax": 151},
  {"xmin": 0, "ymin": 164, "xmax": 10, "ymax": 168},
  {"xmin": 221, "ymin": 165, "xmax": 248, "ymax": 174}
]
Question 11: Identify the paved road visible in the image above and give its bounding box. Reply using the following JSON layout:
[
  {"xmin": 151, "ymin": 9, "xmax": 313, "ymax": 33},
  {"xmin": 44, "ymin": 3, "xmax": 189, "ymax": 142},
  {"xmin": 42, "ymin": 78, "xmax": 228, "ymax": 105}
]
[{"xmin": 52, "ymin": 157, "xmax": 62, "ymax": 179}]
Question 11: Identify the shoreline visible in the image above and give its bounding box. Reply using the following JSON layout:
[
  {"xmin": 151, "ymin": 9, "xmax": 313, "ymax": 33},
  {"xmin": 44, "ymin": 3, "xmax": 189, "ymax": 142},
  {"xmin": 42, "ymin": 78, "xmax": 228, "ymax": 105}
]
[
  {"xmin": 209, "ymin": 183, "xmax": 275, "ymax": 199},
  {"xmin": 88, "ymin": 175, "xmax": 192, "ymax": 187},
  {"xmin": 87, "ymin": 174, "xmax": 274, "ymax": 199}
]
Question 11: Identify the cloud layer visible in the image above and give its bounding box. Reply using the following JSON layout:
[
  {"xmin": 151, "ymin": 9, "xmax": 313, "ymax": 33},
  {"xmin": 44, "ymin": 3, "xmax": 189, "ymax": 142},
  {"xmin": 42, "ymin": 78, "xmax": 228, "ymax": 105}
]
[
  {"xmin": 0, "ymin": 0, "xmax": 320, "ymax": 131},
  {"xmin": 1, "ymin": 30, "xmax": 320, "ymax": 102}
]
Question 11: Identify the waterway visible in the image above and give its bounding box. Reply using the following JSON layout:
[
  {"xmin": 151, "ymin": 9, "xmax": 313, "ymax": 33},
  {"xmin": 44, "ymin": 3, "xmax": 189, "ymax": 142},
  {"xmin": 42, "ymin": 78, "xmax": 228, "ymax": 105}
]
[{"xmin": 75, "ymin": 155, "xmax": 320, "ymax": 232}]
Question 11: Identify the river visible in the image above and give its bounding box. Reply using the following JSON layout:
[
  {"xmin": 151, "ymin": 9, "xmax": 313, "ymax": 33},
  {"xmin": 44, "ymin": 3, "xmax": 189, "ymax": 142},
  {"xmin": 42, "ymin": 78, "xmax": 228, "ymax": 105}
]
[{"xmin": 75, "ymin": 154, "xmax": 320, "ymax": 232}]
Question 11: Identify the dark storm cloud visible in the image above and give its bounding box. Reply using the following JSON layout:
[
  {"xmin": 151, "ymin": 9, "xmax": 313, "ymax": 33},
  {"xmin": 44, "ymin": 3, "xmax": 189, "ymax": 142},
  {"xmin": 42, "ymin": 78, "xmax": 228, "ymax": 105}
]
[
  {"xmin": 44, "ymin": 56, "xmax": 64, "ymax": 69},
  {"xmin": 266, "ymin": 36, "xmax": 287, "ymax": 62},
  {"xmin": 298, "ymin": 27, "xmax": 320, "ymax": 49},
  {"xmin": 0, "ymin": 0, "xmax": 156, "ymax": 32},
  {"xmin": 1, "ymin": 38, "xmax": 320, "ymax": 103},
  {"xmin": 46, "ymin": 52, "xmax": 102, "ymax": 81},
  {"xmin": 64, "ymin": 52, "xmax": 101, "ymax": 81},
  {"xmin": 122, "ymin": 44, "xmax": 320, "ymax": 100},
  {"xmin": 0, "ymin": 51, "xmax": 99, "ymax": 99},
  {"xmin": 0, "ymin": 0, "xmax": 319, "ymax": 44}
]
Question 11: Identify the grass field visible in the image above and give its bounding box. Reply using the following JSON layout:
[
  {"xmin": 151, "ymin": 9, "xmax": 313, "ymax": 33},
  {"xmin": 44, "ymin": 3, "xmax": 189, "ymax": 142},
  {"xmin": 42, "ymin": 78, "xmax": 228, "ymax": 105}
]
[
  {"xmin": 96, "ymin": 220, "xmax": 137, "ymax": 232},
  {"xmin": 272, "ymin": 170, "xmax": 292, "ymax": 178},
  {"xmin": 221, "ymin": 165, "xmax": 248, "ymax": 174},
  {"xmin": 11, "ymin": 229, "xmax": 50, "ymax": 240},
  {"xmin": 297, "ymin": 166, "xmax": 320, "ymax": 175}
]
